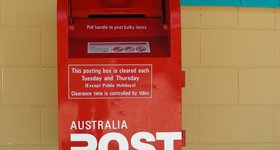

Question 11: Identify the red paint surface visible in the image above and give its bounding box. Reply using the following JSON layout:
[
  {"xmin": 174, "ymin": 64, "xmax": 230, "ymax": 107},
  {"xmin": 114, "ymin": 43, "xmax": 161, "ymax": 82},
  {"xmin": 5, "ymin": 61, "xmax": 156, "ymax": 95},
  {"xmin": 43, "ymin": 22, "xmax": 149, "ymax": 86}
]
[
  {"xmin": 70, "ymin": 0, "xmax": 163, "ymax": 18},
  {"xmin": 58, "ymin": 0, "xmax": 183, "ymax": 149}
]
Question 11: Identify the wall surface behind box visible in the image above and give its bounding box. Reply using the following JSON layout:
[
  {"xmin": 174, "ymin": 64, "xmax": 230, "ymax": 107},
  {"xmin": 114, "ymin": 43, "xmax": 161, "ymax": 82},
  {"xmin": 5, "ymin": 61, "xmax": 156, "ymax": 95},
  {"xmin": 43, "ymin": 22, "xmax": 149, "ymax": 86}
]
[
  {"xmin": 181, "ymin": 0, "xmax": 280, "ymax": 8},
  {"xmin": 0, "ymin": 0, "xmax": 280, "ymax": 150},
  {"xmin": 0, "ymin": 0, "xmax": 58, "ymax": 149},
  {"xmin": 182, "ymin": 6, "xmax": 280, "ymax": 150}
]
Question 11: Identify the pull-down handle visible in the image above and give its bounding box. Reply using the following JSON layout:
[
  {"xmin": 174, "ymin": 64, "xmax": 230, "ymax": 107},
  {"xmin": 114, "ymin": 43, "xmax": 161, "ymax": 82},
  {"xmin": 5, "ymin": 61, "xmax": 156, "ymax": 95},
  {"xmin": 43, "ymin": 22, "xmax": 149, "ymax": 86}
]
[{"xmin": 104, "ymin": 0, "xmax": 131, "ymax": 9}]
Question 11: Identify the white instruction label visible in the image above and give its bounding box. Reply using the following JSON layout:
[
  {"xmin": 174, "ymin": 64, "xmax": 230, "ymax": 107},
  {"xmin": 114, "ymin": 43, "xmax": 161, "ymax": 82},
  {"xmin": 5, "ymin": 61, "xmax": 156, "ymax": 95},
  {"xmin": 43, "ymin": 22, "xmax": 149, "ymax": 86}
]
[{"xmin": 88, "ymin": 42, "xmax": 150, "ymax": 54}]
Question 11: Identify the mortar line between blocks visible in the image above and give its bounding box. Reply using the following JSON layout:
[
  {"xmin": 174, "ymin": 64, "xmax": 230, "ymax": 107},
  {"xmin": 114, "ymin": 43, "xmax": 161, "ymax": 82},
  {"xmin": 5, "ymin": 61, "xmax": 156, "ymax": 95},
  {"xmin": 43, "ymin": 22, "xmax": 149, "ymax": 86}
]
[
  {"xmin": 0, "ymin": 0, "xmax": 2, "ymax": 26},
  {"xmin": 274, "ymin": 8, "xmax": 277, "ymax": 28},
  {"xmin": 234, "ymin": 143, "xmax": 238, "ymax": 150},
  {"xmin": 186, "ymin": 27, "xmax": 279, "ymax": 30},
  {"xmin": 273, "ymin": 106, "xmax": 276, "ymax": 142},
  {"xmin": 199, "ymin": 7, "xmax": 202, "ymax": 66},
  {"xmin": 40, "ymin": 108, "xmax": 43, "ymax": 144},
  {"xmin": 237, "ymin": 68, "xmax": 240, "ymax": 104},
  {"xmin": 1, "ymin": 67, "xmax": 3, "ymax": 105},
  {"xmin": 0, "ymin": 144, "xmax": 59, "ymax": 147},
  {"xmin": 199, "ymin": 28, "xmax": 202, "ymax": 66},
  {"xmin": 185, "ymin": 104, "xmax": 280, "ymax": 107},
  {"xmin": 198, "ymin": 105, "xmax": 201, "ymax": 144},
  {"xmin": 184, "ymin": 66, "xmax": 280, "ymax": 69},
  {"xmin": 199, "ymin": 6, "xmax": 202, "ymax": 28},
  {"xmin": 237, "ymin": 7, "xmax": 240, "ymax": 27},
  {"xmin": 40, "ymin": 28, "xmax": 43, "ymax": 66}
]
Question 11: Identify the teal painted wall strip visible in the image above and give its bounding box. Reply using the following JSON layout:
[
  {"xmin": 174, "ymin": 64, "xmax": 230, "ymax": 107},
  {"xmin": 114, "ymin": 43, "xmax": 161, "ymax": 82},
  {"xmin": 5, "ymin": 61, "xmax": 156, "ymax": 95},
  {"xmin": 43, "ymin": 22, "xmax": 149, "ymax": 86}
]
[
  {"xmin": 205, "ymin": 0, "xmax": 240, "ymax": 7},
  {"xmin": 241, "ymin": 0, "xmax": 279, "ymax": 7},
  {"xmin": 181, "ymin": 0, "xmax": 204, "ymax": 6},
  {"xmin": 181, "ymin": 0, "xmax": 280, "ymax": 8}
]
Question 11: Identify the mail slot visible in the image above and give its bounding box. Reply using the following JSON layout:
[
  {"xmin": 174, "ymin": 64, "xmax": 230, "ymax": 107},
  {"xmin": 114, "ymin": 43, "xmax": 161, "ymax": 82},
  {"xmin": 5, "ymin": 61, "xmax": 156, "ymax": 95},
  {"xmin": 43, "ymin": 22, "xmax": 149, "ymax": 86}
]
[
  {"xmin": 70, "ymin": 0, "xmax": 162, "ymax": 17},
  {"xmin": 58, "ymin": 0, "xmax": 185, "ymax": 149}
]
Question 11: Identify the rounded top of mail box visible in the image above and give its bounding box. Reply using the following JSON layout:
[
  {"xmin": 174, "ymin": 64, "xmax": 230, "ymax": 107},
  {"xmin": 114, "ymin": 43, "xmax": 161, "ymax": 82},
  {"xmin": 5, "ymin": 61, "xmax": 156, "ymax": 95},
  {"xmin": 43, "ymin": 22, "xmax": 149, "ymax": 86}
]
[{"xmin": 70, "ymin": 0, "xmax": 163, "ymax": 18}]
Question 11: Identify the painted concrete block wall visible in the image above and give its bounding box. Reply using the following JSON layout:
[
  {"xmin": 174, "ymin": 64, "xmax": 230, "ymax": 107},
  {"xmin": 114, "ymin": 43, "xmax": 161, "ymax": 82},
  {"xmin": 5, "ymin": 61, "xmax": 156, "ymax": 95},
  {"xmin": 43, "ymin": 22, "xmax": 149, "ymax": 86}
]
[
  {"xmin": 182, "ymin": 6, "xmax": 280, "ymax": 150},
  {"xmin": 181, "ymin": 0, "xmax": 280, "ymax": 8},
  {"xmin": 0, "ymin": 0, "xmax": 280, "ymax": 150},
  {"xmin": 0, "ymin": 0, "xmax": 58, "ymax": 150}
]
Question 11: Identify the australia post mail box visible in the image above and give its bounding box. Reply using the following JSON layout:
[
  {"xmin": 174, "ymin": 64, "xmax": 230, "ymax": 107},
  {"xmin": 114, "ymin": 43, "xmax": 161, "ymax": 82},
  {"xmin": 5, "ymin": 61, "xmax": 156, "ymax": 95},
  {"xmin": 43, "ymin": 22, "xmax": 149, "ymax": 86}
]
[{"xmin": 57, "ymin": 0, "xmax": 185, "ymax": 149}]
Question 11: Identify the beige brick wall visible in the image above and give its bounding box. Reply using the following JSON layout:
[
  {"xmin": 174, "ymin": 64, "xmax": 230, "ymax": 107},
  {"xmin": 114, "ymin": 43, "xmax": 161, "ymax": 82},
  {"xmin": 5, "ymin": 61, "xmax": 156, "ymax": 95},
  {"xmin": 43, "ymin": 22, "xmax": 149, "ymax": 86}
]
[
  {"xmin": 0, "ymin": 0, "xmax": 280, "ymax": 149},
  {"xmin": 182, "ymin": 6, "xmax": 280, "ymax": 150},
  {"xmin": 0, "ymin": 0, "xmax": 57, "ymax": 149}
]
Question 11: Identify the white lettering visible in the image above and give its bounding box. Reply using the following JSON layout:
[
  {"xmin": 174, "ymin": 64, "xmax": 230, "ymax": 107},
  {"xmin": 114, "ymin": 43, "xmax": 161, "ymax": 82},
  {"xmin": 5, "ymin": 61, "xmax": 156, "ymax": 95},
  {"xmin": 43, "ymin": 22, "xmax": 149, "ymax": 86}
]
[
  {"xmin": 131, "ymin": 132, "xmax": 156, "ymax": 150},
  {"xmin": 71, "ymin": 134, "xmax": 97, "ymax": 150},
  {"xmin": 116, "ymin": 75, "xmax": 139, "ymax": 82},
  {"xmin": 70, "ymin": 120, "xmax": 127, "ymax": 130},
  {"xmin": 71, "ymin": 91, "xmax": 92, "ymax": 97},
  {"xmin": 70, "ymin": 132, "xmax": 182, "ymax": 150},
  {"xmin": 70, "ymin": 121, "xmax": 77, "ymax": 130},
  {"xmin": 82, "ymin": 68, "xmax": 101, "ymax": 75},
  {"xmin": 122, "ymin": 121, "xmax": 128, "ymax": 130},
  {"xmin": 156, "ymin": 132, "xmax": 182, "ymax": 150},
  {"xmin": 81, "ymin": 76, "xmax": 102, "ymax": 82},
  {"xmin": 98, "ymin": 133, "xmax": 129, "ymax": 150}
]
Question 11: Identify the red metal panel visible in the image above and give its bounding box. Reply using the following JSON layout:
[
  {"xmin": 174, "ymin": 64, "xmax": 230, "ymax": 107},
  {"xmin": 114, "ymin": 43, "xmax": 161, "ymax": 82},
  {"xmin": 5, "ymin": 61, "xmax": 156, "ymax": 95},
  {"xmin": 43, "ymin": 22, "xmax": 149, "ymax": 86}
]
[
  {"xmin": 57, "ymin": 0, "xmax": 183, "ymax": 149},
  {"xmin": 70, "ymin": 0, "xmax": 163, "ymax": 18}
]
